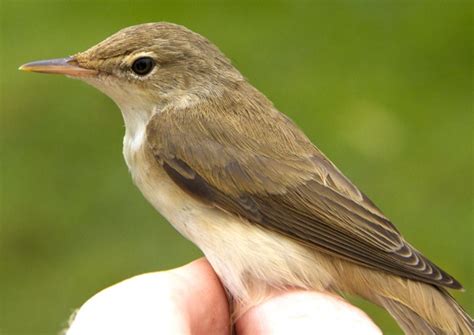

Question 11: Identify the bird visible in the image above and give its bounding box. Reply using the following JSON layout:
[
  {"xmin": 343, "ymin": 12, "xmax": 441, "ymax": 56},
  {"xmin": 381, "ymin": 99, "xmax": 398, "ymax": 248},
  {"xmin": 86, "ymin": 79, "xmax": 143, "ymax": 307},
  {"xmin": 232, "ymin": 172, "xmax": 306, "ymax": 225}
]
[{"xmin": 20, "ymin": 22, "xmax": 472, "ymax": 334}]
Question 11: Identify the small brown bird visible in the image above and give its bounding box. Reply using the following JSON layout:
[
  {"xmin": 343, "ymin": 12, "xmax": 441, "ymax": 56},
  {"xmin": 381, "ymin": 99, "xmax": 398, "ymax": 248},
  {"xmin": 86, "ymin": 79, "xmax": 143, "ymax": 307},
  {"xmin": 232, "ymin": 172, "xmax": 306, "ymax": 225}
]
[{"xmin": 20, "ymin": 23, "xmax": 472, "ymax": 334}]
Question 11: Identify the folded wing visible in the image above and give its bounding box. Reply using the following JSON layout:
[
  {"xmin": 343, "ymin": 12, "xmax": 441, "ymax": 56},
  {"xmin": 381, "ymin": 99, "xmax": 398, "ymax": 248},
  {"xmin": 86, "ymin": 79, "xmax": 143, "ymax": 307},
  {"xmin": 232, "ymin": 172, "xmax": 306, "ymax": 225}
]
[{"xmin": 146, "ymin": 94, "xmax": 461, "ymax": 289}]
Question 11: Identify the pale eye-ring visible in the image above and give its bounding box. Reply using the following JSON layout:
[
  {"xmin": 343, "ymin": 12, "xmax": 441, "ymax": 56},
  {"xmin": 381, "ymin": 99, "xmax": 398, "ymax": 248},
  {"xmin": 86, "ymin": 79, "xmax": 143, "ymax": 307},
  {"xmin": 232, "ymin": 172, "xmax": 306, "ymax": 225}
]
[{"xmin": 131, "ymin": 57, "xmax": 155, "ymax": 76}]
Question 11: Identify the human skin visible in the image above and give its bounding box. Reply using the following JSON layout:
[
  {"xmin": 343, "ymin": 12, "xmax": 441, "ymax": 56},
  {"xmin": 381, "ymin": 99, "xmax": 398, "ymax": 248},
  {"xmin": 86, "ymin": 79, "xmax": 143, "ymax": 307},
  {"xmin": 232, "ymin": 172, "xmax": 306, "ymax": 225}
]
[{"xmin": 66, "ymin": 258, "xmax": 381, "ymax": 335}]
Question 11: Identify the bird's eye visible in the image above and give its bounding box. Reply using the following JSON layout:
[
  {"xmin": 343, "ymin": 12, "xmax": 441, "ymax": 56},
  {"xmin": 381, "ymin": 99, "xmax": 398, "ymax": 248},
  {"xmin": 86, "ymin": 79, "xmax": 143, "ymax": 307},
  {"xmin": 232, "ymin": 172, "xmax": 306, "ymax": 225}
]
[{"xmin": 131, "ymin": 57, "xmax": 155, "ymax": 76}]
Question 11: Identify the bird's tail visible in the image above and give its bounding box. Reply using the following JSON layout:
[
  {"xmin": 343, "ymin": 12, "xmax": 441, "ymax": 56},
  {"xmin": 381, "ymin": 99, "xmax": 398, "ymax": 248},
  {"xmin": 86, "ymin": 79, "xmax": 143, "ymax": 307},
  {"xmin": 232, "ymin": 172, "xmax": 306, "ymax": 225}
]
[
  {"xmin": 331, "ymin": 258, "xmax": 473, "ymax": 334},
  {"xmin": 353, "ymin": 272, "xmax": 473, "ymax": 334},
  {"xmin": 378, "ymin": 287, "xmax": 472, "ymax": 334}
]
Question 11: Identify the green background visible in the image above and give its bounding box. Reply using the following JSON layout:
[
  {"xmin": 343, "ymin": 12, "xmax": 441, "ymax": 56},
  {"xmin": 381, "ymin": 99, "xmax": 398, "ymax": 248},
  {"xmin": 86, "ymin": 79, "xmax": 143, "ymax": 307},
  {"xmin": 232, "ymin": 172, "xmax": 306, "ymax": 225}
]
[{"xmin": 1, "ymin": 1, "xmax": 472, "ymax": 334}]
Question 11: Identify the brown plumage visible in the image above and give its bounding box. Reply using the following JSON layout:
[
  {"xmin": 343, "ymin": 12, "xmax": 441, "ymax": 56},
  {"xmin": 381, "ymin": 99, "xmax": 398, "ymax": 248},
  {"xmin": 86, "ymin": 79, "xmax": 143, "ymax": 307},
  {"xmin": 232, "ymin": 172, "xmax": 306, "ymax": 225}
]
[
  {"xmin": 20, "ymin": 22, "xmax": 472, "ymax": 334},
  {"xmin": 147, "ymin": 77, "xmax": 472, "ymax": 334},
  {"xmin": 147, "ymin": 82, "xmax": 459, "ymax": 288}
]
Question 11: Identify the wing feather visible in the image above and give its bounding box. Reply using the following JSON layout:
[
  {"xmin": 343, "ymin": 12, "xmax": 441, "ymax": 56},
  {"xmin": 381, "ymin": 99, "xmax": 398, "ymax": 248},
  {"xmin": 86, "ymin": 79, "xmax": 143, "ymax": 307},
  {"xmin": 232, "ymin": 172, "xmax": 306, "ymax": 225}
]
[{"xmin": 147, "ymin": 85, "xmax": 461, "ymax": 289}]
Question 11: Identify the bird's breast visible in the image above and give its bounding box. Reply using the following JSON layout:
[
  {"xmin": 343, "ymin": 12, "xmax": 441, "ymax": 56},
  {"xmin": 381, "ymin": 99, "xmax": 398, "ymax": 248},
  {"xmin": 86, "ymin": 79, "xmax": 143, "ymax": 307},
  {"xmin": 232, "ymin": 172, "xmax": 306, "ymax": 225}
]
[
  {"xmin": 121, "ymin": 130, "xmax": 335, "ymax": 308},
  {"xmin": 123, "ymin": 129, "xmax": 196, "ymax": 239}
]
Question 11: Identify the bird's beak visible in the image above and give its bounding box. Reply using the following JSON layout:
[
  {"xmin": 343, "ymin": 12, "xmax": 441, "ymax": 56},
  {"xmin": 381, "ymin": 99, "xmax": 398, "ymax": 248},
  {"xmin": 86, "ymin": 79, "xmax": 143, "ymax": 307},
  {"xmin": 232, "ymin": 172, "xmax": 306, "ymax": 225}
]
[{"xmin": 19, "ymin": 57, "xmax": 98, "ymax": 77}]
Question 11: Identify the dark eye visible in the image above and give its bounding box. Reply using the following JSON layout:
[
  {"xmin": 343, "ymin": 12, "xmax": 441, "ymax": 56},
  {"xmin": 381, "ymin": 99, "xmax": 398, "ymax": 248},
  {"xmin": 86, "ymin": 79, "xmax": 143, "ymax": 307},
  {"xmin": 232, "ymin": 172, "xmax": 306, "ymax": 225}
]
[{"xmin": 131, "ymin": 57, "xmax": 155, "ymax": 75}]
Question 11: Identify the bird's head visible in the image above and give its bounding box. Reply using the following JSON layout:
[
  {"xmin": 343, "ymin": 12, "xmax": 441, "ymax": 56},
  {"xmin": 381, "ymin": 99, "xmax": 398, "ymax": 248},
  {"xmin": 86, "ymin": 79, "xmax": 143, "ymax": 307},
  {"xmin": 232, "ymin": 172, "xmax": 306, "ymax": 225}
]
[{"xmin": 20, "ymin": 23, "xmax": 242, "ymax": 114}]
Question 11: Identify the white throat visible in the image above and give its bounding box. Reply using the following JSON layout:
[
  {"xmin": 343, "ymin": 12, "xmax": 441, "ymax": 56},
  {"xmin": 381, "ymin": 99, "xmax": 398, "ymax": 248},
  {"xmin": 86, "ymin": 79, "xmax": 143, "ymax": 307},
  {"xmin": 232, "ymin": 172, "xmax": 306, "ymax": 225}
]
[{"xmin": 121, "ymin": 104, "xmax": 155, "ymax": 151}]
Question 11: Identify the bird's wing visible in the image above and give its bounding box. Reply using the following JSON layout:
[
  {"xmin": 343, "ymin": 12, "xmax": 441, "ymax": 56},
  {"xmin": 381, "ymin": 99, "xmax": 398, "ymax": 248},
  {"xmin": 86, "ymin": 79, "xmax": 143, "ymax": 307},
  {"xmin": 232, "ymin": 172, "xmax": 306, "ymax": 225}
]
[{"xmin": 146, "ymin": 97, "xmax": 461, "ymax": 289}]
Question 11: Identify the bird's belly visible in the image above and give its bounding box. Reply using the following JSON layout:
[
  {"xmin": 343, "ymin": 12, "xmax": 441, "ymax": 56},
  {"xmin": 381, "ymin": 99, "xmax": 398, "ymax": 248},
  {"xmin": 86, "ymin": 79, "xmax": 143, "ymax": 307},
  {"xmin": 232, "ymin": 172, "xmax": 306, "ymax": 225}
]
[{"xmin": 124, "ymin": 142, "xmax": 335, "ymax": 308}]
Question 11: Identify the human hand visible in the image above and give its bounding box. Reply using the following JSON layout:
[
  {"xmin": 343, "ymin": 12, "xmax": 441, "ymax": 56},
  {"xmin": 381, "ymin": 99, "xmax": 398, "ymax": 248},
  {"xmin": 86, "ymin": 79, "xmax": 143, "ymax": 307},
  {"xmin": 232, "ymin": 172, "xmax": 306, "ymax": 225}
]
[{"xmin": 65, "ymin": 258, "xmax": 381, "ymax": 335}]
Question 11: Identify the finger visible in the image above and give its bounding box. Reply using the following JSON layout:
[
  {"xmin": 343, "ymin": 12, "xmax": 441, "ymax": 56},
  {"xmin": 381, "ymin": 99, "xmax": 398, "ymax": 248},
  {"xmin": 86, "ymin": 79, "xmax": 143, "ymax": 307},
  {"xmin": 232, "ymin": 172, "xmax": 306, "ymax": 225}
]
[
  {"xmin": 235, "ymin": 290, "xmax": 381, "ymax": 335},
  {"xmin": 66, "ymin": 258, "xmax": 230, "ymax": 335},
  {"xmin": 172, "ymin": 258, "xmax": 231, "ymax": 335}
]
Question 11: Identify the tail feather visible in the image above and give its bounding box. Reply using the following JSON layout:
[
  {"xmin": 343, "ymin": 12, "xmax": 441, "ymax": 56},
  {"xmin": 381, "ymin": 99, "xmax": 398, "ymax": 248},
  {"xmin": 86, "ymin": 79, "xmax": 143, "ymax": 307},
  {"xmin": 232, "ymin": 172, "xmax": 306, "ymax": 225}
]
[
  {"xmin": 375, "ymin": 283, "xmax": 473, "ymax": 334},
  {"xmin": 438, "ymin": 288, "xmax": 474, "ymax": 334},
  {"xmin": 335, "ymin": 259, "xmax": 473, "ymax": 334},
  {"xmin": 381, "ymin": 297, "xmax": 440, "ymax": 334}
]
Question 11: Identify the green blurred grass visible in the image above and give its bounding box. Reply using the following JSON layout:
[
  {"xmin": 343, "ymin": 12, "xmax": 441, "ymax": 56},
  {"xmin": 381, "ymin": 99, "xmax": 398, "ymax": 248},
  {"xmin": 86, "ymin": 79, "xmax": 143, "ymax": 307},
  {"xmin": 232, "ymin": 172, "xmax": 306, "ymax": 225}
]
[{"xmin": 1, "ymin": 1, "xmax": 472, "ymax": 334}]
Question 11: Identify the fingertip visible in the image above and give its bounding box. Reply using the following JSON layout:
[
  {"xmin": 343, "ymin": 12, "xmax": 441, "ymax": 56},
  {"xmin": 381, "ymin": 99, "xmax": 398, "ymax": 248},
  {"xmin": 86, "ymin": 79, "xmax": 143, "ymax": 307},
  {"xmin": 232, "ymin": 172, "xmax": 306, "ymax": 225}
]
[{"xmin": 236, "ymin": 290, "xmax": 381, "ymax": 335}]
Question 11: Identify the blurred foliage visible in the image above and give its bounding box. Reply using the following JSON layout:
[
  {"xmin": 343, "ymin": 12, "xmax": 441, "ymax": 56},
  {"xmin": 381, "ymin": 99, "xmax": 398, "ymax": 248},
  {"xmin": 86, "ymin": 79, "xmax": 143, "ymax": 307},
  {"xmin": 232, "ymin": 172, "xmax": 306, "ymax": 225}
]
[{"xmin": 0, "ymin": 1, "xmax": 472, "ymax": 334}]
